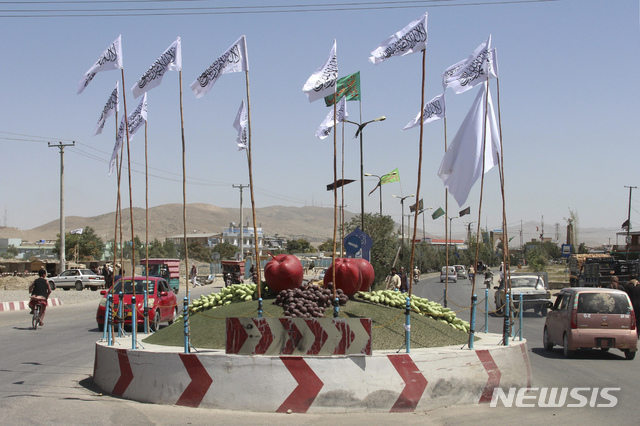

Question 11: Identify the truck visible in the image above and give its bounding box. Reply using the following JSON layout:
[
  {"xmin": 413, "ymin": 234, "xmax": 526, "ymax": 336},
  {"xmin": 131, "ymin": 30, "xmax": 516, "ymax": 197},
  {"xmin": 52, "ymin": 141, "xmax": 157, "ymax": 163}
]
[
  {"xmin": 139, "ymin": 258, "xmax": 181, "ymax": 293},
  {"xmin": 568, "ymin": 254, "xmax": 638, "ymax": 288}
]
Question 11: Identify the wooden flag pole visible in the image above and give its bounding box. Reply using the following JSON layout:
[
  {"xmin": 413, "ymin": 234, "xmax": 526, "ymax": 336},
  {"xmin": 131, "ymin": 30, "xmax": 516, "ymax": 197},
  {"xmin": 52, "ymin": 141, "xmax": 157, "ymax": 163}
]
[
  {"xmin": 341, "ymin": 121, "xmax": 345, "ymax": 256},
  {"xmin": 245, "ymin": 70, "xmax": 262, "ymax": 298},
  {"xmin": 178, "ymin": 70, "xmax": 189, "ymax": 302},
  {"xmin": 443, "ymin": 116, "xmax": 450, "ymax": 307},
  {"xmin": 144, "ymin": 121, "xmax": 150, "ymax": 301},
  {"xmin": 111, "ymin": 111, "xmax": 120, "ymax": 292},
  {"xmin": 409, "ymin": 49, "xmax": 427, "ymax": 298},
  {"xmin": 120, "ymin": 69, "xmax": 136, "ymax": 296},
  {"xmin": 331, "ymin": 99, "xmax": 338, "ymax": 303}
]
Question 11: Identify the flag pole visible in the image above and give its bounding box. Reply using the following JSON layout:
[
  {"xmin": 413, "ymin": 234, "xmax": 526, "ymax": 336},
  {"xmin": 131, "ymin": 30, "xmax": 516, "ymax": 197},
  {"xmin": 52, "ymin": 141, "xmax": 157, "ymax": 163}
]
[
  {"xmin": 409, "ymin": 48, "xmax": 426, "ymax": 298},
  {"xmin": 111, "ymin": 110, "xmax": 120, "ymax": 292},
  {"xmin": 120, "ymin": 69, "xmax": 135, "ymax": 296},
  {"xmin": 178, "ymin": 70, "xmax": 190, "ymax": 303},
  {"xmin": 331, "ymin": 98, "xmax": 338, "ymax": 305},
  {"xmin": 244, "ymin": 69, "xmax": 262, "ymax": 297},
  {"xmin": 443, "ymin": 116, "xmax": 450, "ymax": 308},
  {"xmin": 470, "ymin": 80, "xmax": 490, "ymax": 347},
  {"xmin": 340, "ymin": 121, "xmax": 345, "ymax": 257},
  {"xmin": 144, "ymin": 120, "xmax": 150, "ymax": 307}
]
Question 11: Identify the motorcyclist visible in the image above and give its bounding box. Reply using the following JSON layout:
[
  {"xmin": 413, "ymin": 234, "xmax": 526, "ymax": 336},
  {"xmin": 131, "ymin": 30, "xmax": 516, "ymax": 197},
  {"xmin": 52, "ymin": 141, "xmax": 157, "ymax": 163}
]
[
  {"xmin": 484, "ymin": 268, "xmax": 494, "ymax": 289},
  {"xmin": 28, "ymin": 269, "xmax": 52, "ymax": 326}
]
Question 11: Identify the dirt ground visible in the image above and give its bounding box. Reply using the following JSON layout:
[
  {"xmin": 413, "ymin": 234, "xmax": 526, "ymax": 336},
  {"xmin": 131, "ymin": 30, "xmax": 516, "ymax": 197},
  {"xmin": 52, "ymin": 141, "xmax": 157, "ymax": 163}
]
[{"xmin": 0, "ymin": 276, "xmax": 32, "ymax": 291}]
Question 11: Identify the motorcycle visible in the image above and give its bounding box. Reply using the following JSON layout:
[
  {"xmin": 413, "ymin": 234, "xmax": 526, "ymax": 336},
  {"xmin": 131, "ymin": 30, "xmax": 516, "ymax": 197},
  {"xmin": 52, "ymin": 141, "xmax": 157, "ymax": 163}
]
[{"xmin": 484, "ymin": 270, "xmax": 494, "ymax": 289}]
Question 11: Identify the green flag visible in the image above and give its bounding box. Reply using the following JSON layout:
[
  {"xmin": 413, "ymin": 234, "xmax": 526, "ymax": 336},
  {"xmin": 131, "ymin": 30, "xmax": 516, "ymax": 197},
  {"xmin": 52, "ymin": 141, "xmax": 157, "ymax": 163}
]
[
  {"xmin": 380, "ymin": 168, "xmax": 400, "ymax": 185},
  {"xmin": 432, "ymin": 207, "xmax": 445, "ymax": 220},
  {"xmin": 324, "ymin": 71, "xmax": 361, "ymax": 106}
]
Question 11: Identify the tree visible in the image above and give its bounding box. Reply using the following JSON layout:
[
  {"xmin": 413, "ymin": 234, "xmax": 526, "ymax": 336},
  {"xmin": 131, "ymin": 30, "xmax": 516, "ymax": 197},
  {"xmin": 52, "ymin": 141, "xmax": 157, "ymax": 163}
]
[
  {"xmin": 188, "ymin": 241, "xmax": 213, "ymax": 263},
  {"xmin": 146, "ymin": 238, "xmax": 166, "ymax": 258},
  {"xmin": 163, "ymin": 240, "xmax": 177, "ymax": 258},
  {"xmin": 286, "ymin": 238, "xmax": 312, "ymax": 254},
  {"xmin": 318, "ymin": 238, "xmax": 334, "ymax": 252},
  {"xmin": 212, "ymin": 242, "xmax": 237, "ymax": 260},
  {"xmin": 53, "ymin": 226, "xmax": 105, "ymax": 262}
]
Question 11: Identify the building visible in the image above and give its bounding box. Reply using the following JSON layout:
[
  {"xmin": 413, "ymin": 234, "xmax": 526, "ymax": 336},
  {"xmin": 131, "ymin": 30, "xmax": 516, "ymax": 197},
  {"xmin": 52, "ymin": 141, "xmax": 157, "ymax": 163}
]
[{"xmin": 166, "ymin": 225, "xmax": 264, "ymax": 258}]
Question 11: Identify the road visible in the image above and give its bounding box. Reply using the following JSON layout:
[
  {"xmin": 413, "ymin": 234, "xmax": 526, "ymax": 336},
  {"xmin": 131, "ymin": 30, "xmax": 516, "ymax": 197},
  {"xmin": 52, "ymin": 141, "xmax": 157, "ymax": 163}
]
[{"xmin": 0, "ymin": 279, "xmax": 638, "ymax": 425}]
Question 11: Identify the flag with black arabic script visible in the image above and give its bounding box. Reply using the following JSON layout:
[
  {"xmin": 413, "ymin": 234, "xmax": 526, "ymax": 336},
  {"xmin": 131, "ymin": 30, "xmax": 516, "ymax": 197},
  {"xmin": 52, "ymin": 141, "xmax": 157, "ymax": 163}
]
[
  {"xmin": 369, "ymin": 13, "xmax": 427, "ymax": 65},
  {"xmin": 132, "ymin": 38, "xmax": 181, "ymax": 98},
  {"xmin": 234, "ymin": 99, "xmax": 248, "ymax": 150},
  {"xmin": 77, "ymin": 35, "xmax": 123, "ymax": 95},
  {"xmin": 442, "ymin": 35, "xmax": 497, "ymax": 94},
  {"xmin": 93, "ymin": 82, "xmax": 119, "ymax": 136},
  {"xmin": 403, "ymin": 94, "xmax": 445, "ymax": 130},
  {"xmin": 191, "ymin": 35, "xmax": 249, "ymax": 99},
  {"xmin": 324, "ymin": 72, "xmax": 360, "ymax": 107},
  {"xmin": 315, "ymin": 96, "xmax": 347, "ymax": 139},
  {"xmin": 303, "ymin": 40, "xmax": 338, "ymax": 103},
  {"xmin": 108, "ymin": 93, "xmax": 147, "ymax": 175}
]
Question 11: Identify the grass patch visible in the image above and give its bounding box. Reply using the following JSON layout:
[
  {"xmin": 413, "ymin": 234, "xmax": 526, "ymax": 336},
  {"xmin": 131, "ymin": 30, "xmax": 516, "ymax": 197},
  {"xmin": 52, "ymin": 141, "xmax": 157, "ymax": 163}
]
[{"xmin": 143, "ymin": 297, "xmax": 471, "ymax": 350}]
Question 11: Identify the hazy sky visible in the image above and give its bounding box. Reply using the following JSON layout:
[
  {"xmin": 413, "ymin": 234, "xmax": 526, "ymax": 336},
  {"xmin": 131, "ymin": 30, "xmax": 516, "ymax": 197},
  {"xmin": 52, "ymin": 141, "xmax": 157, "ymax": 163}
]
[{"xmin": 1, "ymin": 0, "xmax": 638, "ymax": 243}]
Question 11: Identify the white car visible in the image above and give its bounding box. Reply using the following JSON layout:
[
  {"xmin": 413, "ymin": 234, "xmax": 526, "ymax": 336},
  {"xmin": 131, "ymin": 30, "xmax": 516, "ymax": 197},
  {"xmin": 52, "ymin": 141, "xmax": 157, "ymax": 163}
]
[
  {"xmin": 440, "ymin": 266, "xmax": 457, "ymax": 283},
  {"xmin": 453, "ymin": 265, "xmax": 468, "ymax": 279},
  {"xmin": 49, "ymin": 269, "xmax": 105, "ymax": 291}
]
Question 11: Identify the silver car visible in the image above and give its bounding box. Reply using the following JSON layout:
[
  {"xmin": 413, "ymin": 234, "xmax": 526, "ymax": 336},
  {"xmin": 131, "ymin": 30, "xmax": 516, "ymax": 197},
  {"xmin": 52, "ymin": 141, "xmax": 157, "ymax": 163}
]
[{"xmin": 50, "ymin": 269, "xmax": 105, "ymax": 291}]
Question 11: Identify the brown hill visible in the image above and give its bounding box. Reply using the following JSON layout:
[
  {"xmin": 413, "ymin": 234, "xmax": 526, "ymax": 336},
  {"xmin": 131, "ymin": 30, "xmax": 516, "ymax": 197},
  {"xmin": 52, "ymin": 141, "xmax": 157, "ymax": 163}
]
[{"xmin": 0, "ymin": 204, "xmax": 357, "ymax": 243}]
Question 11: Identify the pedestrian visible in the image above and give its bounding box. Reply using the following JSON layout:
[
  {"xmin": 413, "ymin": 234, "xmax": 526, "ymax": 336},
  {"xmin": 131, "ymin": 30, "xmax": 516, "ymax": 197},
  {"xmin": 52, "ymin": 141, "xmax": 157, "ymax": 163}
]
[
  {"xmin": 609, "ymin": 276, "xmax": 620, "ymax": 290},
  {"xmin": 385, "ymin": 267, "xmax": 401, "ymax": 291},
  {"xmin": 190, "ymin": 264, "xmax": 199, "ymax": 287}
]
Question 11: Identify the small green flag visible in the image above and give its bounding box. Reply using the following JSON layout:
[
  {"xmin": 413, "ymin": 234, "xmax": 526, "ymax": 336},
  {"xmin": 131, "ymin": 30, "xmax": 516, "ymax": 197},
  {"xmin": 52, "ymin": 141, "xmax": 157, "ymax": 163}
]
[
  {"xmin": 380, "ymin": 168, "xmax": 400, "ymax": 185},
  {"xmin": 432, "ymin": 207, "xmax": 445, "ymax": 220},
  {"xmin": 324, "ymin": 72, "xmax": 361, "ymax": 106}
]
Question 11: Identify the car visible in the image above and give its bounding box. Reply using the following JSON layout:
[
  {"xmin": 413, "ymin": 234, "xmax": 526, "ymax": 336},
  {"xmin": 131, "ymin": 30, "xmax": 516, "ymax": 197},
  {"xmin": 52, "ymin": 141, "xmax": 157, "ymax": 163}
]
[
  {"xmin": 96, "ymin": 276, "xmax": 178, "ymax": 332},
  {"xmin": 49, "ymin": 268, "xmax": 105, "ymax": 291},
  {"xmin": 440, "ymin": 266, "xmax": 457, "ymax": 283},
  {"xmin": 494, "ymin": 273, "xmax": 551, "ymax": 316},
  {"xmin": 453, "ymin": 265, "xmax": 468, "ymax": 279},
  {"xmin": 543, "ymin": 287, "xmax": 638, "ymax": 359}
]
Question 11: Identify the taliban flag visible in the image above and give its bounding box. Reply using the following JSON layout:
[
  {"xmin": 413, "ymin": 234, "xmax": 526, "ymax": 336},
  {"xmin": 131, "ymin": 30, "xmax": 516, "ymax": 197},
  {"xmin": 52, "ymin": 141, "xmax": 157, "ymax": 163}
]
[
  {"xmin": 459, "ymin": 206, "xmax": 471, "ymax": 217},
  {"xmin": 442, "ymin": 35, "xmax": 497, "ymax": 94},
  {"xmin": 410, "ymin": 199, "xmax": 424, "ymax": 213},
  {"xmin": 93, "ymin": 82, "xmax": 119, "ymax": 136},
  {"xmin": 431, "ymin": 207, "xmax": 445, "ymax": 220},
  {"xmin": 303, "ymin": 40, "xmax": 338, "ymax": 103},
  {"xmin": 437, "ymin": 84, "xmax": 501, "ymax": 207},
  {"xmin": 369, "ymin": 12, "xmax": 427, "ymax": 65},
  {"xmin": 77, "ymin": 35, "xmax": 123, "ymax": 95},
  {"xmin": 191, "ymin": 35, "xmax": 249, "ymax": 99},
  {"xmin": 324, "ymin": 72, "xmax": 361, "ymax": 107},
  {"xmin": 70, "ymin": 228, "xmax": 84, "ymax": 235},
  {"xmin": 234, "ymin": 99, "xmax": 248, "ymax": 150},
  {"xmin": 315, "ymin": 96, "xmax": 348, "ymax": 139},
  {"xmin": 131, "ymin": 38, "xmax": 182, "ymax": 98},
  {"xmin": 403, "ymin": 94, "xmax": 445, "ymax": 130},
  {"xmin": 368, "ymin": 168, "xmax": 399, "ymax": 195},
  {"xmin": 109, "ymin": 93, "xmax": 148, "ymax": 175}
]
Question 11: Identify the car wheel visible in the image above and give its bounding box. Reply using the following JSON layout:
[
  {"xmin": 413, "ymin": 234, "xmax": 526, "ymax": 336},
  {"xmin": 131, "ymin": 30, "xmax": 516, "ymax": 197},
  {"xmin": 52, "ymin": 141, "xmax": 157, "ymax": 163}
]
[
  {"xmin": 151, "ymin": 311, "xmax": 160, "ymax": 332},
  {"xmin": 168, "ymin": 307, "xmax": 178, "ymax": 325},
  {"xmin": 63, "ymin": 287, "xmax": 70, "ymax": 291},
  {"xmin": 624, "ymin": 350, "xmax": 636, "ymax": 360},
  {"xmin": 90, "ymin": 286, "xmax": 97, "ymax": 291},
  {"xmin": 541, "ymin": 305, "xmax": 548, "ymax": 316},
  {"xmin": 75, "ymin": 281, "xmax": 83, "ymax": 291},
  {"xmin": 543, "ymin": 327, "xmax": 553, "ymax": 351},
  {"xmin": 563, "ymin": 333, "xmax": 575, "ymax": 358}
]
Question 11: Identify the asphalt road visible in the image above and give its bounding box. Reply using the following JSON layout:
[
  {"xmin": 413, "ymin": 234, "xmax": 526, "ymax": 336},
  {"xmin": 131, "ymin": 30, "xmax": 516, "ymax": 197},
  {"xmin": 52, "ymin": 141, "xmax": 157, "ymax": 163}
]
[{"xmin": 0, "ymin": 279, "xmax": 638, "ymax": 425}]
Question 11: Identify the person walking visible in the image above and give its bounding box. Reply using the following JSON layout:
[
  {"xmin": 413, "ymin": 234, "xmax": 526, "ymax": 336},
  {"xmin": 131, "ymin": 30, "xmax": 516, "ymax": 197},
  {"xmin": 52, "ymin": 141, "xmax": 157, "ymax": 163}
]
[
  {"xmin": 385, "ymin": 267, "xmax": 401, "ymax": 291},
  {"xmin": 190, "ymin": 264, "xmax": 199, "ymax": 288}
]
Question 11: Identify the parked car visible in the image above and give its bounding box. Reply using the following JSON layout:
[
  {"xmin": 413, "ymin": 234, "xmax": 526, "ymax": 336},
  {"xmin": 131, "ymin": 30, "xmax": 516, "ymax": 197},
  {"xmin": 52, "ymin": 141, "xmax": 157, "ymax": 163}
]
[
  {"xmin": 50, "ymin": 268, "xmax": 105, "ymax": 291},
  {"xmin": 453, "ymin": 265, "xmax": 468, "ymax": 279},
  {"xmin": 96, "ymin": 276, "xmax": 178, "ymax": 332},
  {"xmin": 440, "ymin": 266, "xmax": 457, "ymax": 283},
  {"xmin": 543, "ymin": 287, "xmax": 638, "ymax": 359},
  {"xmin": 494, "ymin": 273, "xmax": 551, "ymax": 316}
]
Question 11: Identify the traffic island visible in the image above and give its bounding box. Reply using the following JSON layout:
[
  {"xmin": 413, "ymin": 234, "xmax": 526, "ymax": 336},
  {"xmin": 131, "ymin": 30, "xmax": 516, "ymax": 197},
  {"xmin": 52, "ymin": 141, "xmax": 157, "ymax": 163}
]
[{"xmin": 93, "ymin": 332, "xmax": 532, "ymax": 413}]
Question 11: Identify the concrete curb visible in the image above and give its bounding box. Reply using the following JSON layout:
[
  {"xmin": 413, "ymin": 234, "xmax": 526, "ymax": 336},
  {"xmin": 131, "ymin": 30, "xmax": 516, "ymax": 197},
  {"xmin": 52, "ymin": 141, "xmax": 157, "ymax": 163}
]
[
  {"xmin": 93, "ymin": 333, "xmax": 532, "ymax": 413},
  {"xmin": 0, "ymin": 298, "xmax": 63, "ymax": 312}
]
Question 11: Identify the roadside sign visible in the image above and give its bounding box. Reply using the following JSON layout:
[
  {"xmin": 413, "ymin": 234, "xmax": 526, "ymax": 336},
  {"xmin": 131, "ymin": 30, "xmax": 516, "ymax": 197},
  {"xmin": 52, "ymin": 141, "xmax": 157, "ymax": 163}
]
[{"xmin": 561, "ymin": 244, "xmax": 571, "ymax": 258}]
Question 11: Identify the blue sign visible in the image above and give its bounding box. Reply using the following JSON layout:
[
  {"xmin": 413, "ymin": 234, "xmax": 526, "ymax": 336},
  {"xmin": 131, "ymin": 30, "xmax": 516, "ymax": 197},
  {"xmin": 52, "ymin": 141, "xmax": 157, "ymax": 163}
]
[
  {"xmin": 561, "ymin": 244, "xmax": 571, "ymax": 258},
  {"xmin": 343, "ymin": 227, "xmax": 373, "ymax": 261}
]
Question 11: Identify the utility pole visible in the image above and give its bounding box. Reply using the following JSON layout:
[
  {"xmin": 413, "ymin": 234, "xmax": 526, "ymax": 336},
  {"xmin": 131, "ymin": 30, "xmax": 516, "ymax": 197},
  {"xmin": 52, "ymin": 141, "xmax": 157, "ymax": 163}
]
[
  {"xmin": 625, "ymin": 185, "xmax": 636, "ymax": 260},
  {"xmin": 233, "ymin": 184, "xmax": 249, "ymax": 260},
  {"xmin": 49, "ymin": 141, "xmax": 75, "ymax": 274}
]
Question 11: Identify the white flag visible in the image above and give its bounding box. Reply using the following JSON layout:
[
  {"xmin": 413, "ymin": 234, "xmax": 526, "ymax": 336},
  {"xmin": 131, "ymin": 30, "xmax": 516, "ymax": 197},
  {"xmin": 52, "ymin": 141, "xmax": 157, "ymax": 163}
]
[
  {"xmin": 234, "ymin": 100, "xmax": 248, "ymax": 150},
  {"xmin": 303, "ymin": 40, "xmax": 338, "ymax": 103},
  {"xmin": 443, "ymin": 35, "xmax": 496, "ymax": 94},
  {"xmin": 70, "ymin": 228, "xmax": 84, "ymax": 235},
  {"xmin": 93, "ymin": 82, "xmax": 119, "ymax": 136},
  {"xmin": 369, "ymin": 13, "xmax": 427, "ymax": 65},
  {"xmin": 191, "ymin": 35, "xmax": 249, "ymax": 99},
  {"xmin": 437, "ymin": 85, "xmax": 501, "ymax": 207},
  {"xmin": 131, "ymin": 38, "xmax": 182, "ymax": 98},
  {"xmin": 315, "ymin": 96, "xmax": 348, "ymax": 139},
  {"xmin": 109, "ymin": 93, "xmax": 148, "ymax": 175},
  {"xmin": 403, "ymin": 94, "xmax": 445, "ymax": 130},
  {"xmin": 78, "ymin": 35, "xmax": 123, "ymax": 95}
]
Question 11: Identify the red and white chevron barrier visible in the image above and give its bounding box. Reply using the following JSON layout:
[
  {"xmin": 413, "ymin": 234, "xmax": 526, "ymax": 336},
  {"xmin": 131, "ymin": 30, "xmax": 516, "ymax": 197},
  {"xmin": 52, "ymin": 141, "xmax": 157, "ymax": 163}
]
[
  {"xmin": 0, "ymin": 298, "xmax": 62, "ymax": 312},
  {"xmin": 226, "ymin": 317, "xmax": 372, "ymax": 355},
  {"xmin": 93, "ymin": 333, "xmax": 532, "ymax": 413}
]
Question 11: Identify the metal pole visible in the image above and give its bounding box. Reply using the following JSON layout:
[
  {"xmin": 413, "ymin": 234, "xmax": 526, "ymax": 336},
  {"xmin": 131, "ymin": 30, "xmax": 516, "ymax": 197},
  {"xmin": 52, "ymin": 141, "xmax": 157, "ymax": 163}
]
[
  {"xmin": 359, "ymin": 130, "xmax": 365, "ymax": 231},
  {"xmin": 131, "ymin": 295, "xmax": 137, "ymax": 349},
  {"xmin": 183, "ymin": 297, "xmax": 189, "ymax": 354},
  {"xmin": 519, "ymin": 293, "xmax": 524, "ymax": 341},
  {"xmin": 49, "ymin": 142, "xmax": 75, "ymax": 274},
  {"xmin": 485, "ymin": 287, "xmax": 489, "ymax": 333},
  {"xmin": 625, "ymin": 185, "xmax": 636, "ymax": 260},
  {"xmin": 469, "ymin": 294, "xmax": 477, "ymax": 349},
  {"xmin": 504, "ymin": 293, "xmax": 510, "ymax": 346},
  {"xmin": 405, "ymin": 296, "xmax": 411, "ymax": 353}
]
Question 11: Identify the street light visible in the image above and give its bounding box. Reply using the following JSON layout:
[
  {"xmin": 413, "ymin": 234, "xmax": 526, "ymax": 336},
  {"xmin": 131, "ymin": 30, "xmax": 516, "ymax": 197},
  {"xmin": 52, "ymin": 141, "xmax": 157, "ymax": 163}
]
[
  {"xmin": 364, "ymin": 172, "xmax": 382, "ymax": 216},
  {"xmin": 463, "ymin": 221, "xmax": 476, "ymax": 244},
  {"xmin": 345, "ymin": 116, "xmax": 386, "ymax": 232},
  {"xmin": 393, "ymin": 193, "xmax": 414, "ymax": 256}
]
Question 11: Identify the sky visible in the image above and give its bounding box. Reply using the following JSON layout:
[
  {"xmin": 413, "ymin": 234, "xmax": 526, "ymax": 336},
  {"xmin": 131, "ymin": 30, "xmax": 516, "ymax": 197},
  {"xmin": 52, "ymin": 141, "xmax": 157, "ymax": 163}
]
[{"xmin": 0, "ymin": 0, "xmax": 638, "ymax": 244}]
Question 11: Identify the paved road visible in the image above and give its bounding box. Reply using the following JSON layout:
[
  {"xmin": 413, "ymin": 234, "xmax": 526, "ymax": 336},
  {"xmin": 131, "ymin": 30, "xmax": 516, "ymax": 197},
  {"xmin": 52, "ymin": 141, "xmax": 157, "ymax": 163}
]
[{"xmin": 1, "ymin": 279, "xmax": 638, "ymax": 424}]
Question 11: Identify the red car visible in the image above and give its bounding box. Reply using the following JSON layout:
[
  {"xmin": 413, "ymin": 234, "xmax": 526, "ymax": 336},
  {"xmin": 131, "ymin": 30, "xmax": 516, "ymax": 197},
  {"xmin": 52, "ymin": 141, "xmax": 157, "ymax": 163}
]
[{"xmin": 96, "ymin": 276, "xmax": 179, "ymax": 332}]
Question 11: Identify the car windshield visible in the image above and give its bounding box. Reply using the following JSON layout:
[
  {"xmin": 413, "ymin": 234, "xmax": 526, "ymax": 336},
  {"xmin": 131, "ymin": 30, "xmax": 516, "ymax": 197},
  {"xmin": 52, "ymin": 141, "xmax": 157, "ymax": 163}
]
[
  {"xmin": 578, "ymin": 292, "xmax": 631, "ymax": 315},
  {"xmin": 112, "ymin": 279, "xmax": 156, "ymax": 295},
  {"xmin": 510, "ymin": 277, "xmax": 543, "ymax": 288}
]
